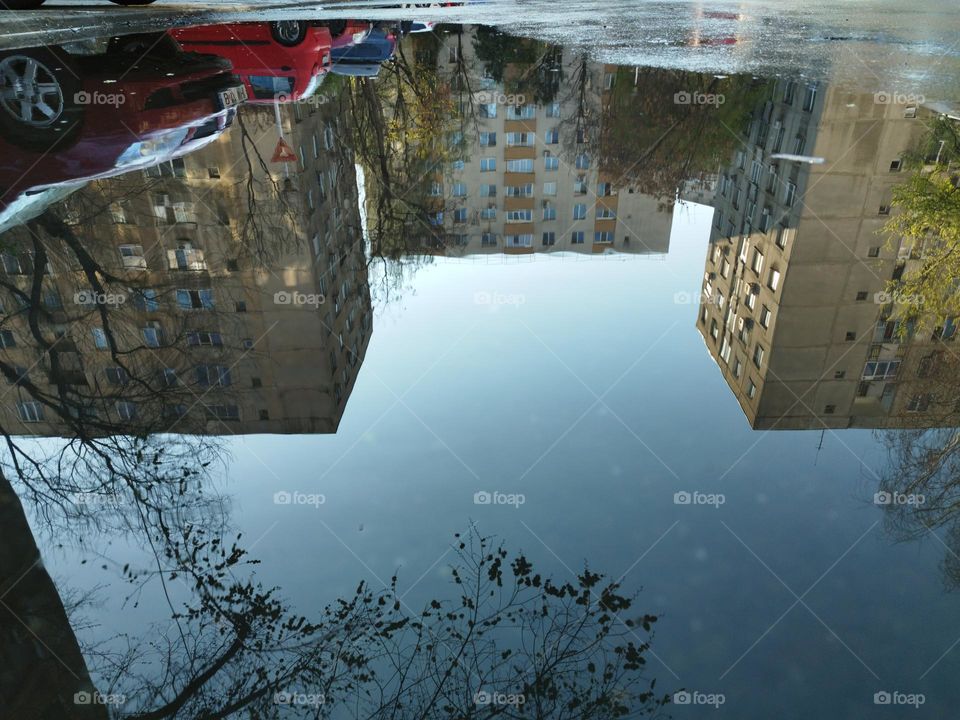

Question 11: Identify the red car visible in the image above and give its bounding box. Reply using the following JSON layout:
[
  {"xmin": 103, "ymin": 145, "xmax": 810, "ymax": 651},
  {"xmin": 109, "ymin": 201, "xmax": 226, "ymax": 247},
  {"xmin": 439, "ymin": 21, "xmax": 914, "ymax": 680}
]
[
  {"xmin": 169, "ymin": 20, "xmax": 367, "ymax": 104},
  {"xmin": 0, "ymin": 41, "xmax": 245, "ymax": 231}
]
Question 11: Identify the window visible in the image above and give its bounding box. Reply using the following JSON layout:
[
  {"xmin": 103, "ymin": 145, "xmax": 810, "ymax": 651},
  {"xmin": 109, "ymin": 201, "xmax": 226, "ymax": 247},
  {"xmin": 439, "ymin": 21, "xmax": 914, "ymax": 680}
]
[
  {"xmin": 889, "ymin": 159, "xmax": 902, "ymax": 172},
  {"xmin": 105, "ymin": 367, "xmax": 129, "ymax": 386},
  {"xmin": 506, "ymin": 209, "xmax": 533, "ymax": 222},
  {"xmin": 720, "ymin": 336, "xmax": 732, "ymax": 364},
  {"xmin": 169, "ymin": 242, "xmax": 206, "ymax": 271},
  {"xmin": 575, "ymin": 153, "xmax": 590, "ymax": 169},
  {"xmin": 775, "ymin": 226, "xmax": 788, "ymax": 249},
  {"xmin": 0, "ymin": 329, "xmax": 15, "ymax": 348},
  {"xmin": 176, "ymin": 289, "xmax": 214, "ymax": 310},
  {"xmin": 745, "ymin": 291, "xmax": 757, "ymax": 310},
  {"xmin": 480, "ymin": 184, "xmax": 497, "ymax": 197},
  {"xmin": 802, "ymin": 85, "xmax": 818, "ymax": 112},
  {"xmin": 597, "ymin": 182, "xmax": 614, "ymax": 196},
  {"xmin": 720, "ymin": 259, "xmax": 731, "ymax": 278},
  {"xmin": 710, "ymin": 319, "xmax": 719, "ymax": 340},
  {"xmin": 480, "ymin": 207, "xmax": 497, "ymax": 220},
  {"xmin": 17, "ymin": 401, "xmax": 43, "ymax": 423},
  {"xmin": 481, "ymin": 233, "xmax": 497, "ymax": 247},
  {"xmin": 1, "ymin": 253, "xmax": 22, "ymax": 274},
  {"xmin": 753, "ymin": 344, "xmax": 765, "ymax": 368},
  {"xmin": 480, "ymin": 132, "xmax": 497, "ymax": 147},
  {"xmin": 542, "ymin": 232, "xmax": 556, "ymax": 246},
  {"xmin": 861, "ymin": 360, "xmax": 900, "ymax": 380},
  {"xmin": 543, "ymin": 182, "xmax": 557, "ymax": 196},
  {"xmin": 546, "ymin": 102, "xmax": 561, "ymax": 118},
  {"xmin": 208, "ymin": 166, "xmax": 220, "ymax": 179},
  {"xmin": 505, "ymin": 234, "xmax": 533, "ymax": 248},
  {"xmin": 116, "ymin": 401, "xmax": 137, "ymax": 421},
  {"xmin": 6, "ymin": 366, "xmax": 27, "ymax": 385},
  {"xmin": 118, "ymin": 244, "xmax": 146, "ymax": 269},
  {"xmin": 235, "ymin": 301, "xmax": 247, "ymax": 312},
  {"xmin": 131, "ymin": 289, "xmax": 160, "ymax": 312},
  {"xmin": 784, "ymin": 182, "xmax": 797, "ymax": 207},
  {"xmin": 747, "ymin": 379, "xmax": 757, "ymax": 399},
  {"xmin": 759, "ymin": 306, "xmax": 772, "ymax": 328},
  {"xmin": 906, "ymin": 394, "xmax": 931, "ymax": 412},
  {"xmin": 161, "ymin": 368, "xmax": 178, "ymax": 387},
  {"xmin": 594, "ymin": 231, "xmax": 614, "ymax": 244},
  {"xmin": 506, "ymin": 159, "xmax": 534, "ymax": 173},
  {"xmin": 92, "ymin": 328, "xmax": 108, "ymax": 350},
  {"xmin": 429, "ymin": 181, "xmax": 443, "ymax": 197},
  {"xmin": 452, "ymin": 183, "xmax": 467, "ymax": 197},
  {"xmin": 572, "ymin": 204, "xmax": 587, "ymax": 220},
  {"xmin": 545, "ymin": 128, "xmax": 559, "ymax": 144},
  {"xmin": 542, "ymin": 204, "xmax": 556, "ymax": 221},
  {"xmin": 574, "ymin": 177, "xmax": 588, "ymax": 195},
  {"xmin": 544, "ymin": 155, "xmax": 559, "ymax": 170},
  {"xmin": 823, "ymin": 405, "xmax": 836, "ymax": 415},
  {"xmin": 110, "ymin": 203, "xmax": 128, "ymax": 224},
  {"xmin": 186, "ymin": 331, "xmax": 223, "ymax": 347},
  {"xmin": 207, "ymin": 404, "xmax": 240, "ymax": 421},
  {"xmin": 142, "ymin": 324, "xmax": 163, "ymax": 347},
  {"xmin": 505, "ymin": 184, "xmax": 534, "ymax": 198},
  {"xmin": 768, "ymin": 268, "xmax": 781, "ymax": 291},
  {"xmin": 454, "ymin": 208, "xmax": 468, "ymax": 223},
  {"xmin": 196, "ymin": 365, "xmax": 232, "ymax": 387},
  {"xmin": 506, "ymin": 132, "xmax": 534, "ymax": 147},
  {"xmin": 835, "ymin": 371, "xmax": 846, "ymax": 379},
  {"xmin": 868, "ymin": 246, "xmax": 881, "ymax": 258},
  {"xmin": 733, "ymin": 358, "xmax": 743, "ymax": 378},
  {"xmin": 751, "ymin": 249, "xmax": 764, "ymax": 275},
  {"xmin": 856, "ymin": 291, "xmax": 869, "ymax": 301},
  {"xmin": 597, "ymin": 207, "xmax": 616, "ymax": 219},
  {"xmin": 571, "ymin": 232, "xmax": 585, "ymax": 245},
  {"xmin": 480, "ymin": 157, "xmax": 496, "ymax": 172},
  {"xmin": 879, "ymin": 204, "xmax": 891, "ymax": 216}
]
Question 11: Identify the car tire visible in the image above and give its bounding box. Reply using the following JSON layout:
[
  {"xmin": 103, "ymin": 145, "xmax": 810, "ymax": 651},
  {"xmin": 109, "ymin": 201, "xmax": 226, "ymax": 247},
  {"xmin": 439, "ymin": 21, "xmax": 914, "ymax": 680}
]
[
  {"xmin": 324, "ymin": 20, "xmax": 347, "ymax": 37},
  {"xmin": 0, "ymin": 48, "xmax": 83, "ymax": 153},
  {"xmin": 270, "ymin": 20, "xmax": 309, "ymax": 46}
]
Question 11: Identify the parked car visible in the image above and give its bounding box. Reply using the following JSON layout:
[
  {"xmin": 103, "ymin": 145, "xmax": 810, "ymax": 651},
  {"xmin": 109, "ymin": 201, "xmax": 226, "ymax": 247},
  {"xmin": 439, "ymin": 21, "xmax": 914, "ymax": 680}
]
[
  {"xmin": 0, "ymin": 42, "xmax": 244, "ymax": 232},
  {"xmin": 4, "ymin": 0, "xmax": 153, "ymax": 7},
  {"xmin": 331, "ymin": 28, "xmax": 397, "ymax": 78},
  {"xmin": 169, "ymin": 20, "xmax": 363, "ymax": 104}
]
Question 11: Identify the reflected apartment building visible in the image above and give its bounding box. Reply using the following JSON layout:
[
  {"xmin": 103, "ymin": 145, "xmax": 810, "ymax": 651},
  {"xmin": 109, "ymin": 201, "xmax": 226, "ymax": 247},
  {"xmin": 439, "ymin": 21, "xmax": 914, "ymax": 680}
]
[
  {"xmin": 697, "ymin": 79, "xmax": 957, "ymax": 429},
  {"xmin": 417, "ymin": 28, "xmax": 673, "ymax": 257},
  {"xmin": 0, "ymin": 99, "xmax": 371, "ymax": 437}
]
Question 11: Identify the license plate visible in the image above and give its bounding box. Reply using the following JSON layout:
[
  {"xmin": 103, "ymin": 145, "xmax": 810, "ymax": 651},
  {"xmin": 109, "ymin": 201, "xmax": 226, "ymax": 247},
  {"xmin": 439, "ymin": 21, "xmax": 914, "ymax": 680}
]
[{"xmin": 218, "ymin": 85, "xmax": 247, "ymax": 109}]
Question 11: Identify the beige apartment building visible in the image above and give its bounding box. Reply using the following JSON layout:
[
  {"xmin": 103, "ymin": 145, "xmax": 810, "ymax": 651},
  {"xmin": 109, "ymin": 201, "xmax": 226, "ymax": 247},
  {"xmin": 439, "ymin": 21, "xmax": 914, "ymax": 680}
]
[
  {"xmin": 0, "ymin": 98, "xmax": 371, "ymax": 437},
  {"xmin": 417, "ymin": 30, "xmax": 673, "ymax": 257},
  {"xmin": 697, "ymin": 78, "xmax": 957, "ymax": 429}
]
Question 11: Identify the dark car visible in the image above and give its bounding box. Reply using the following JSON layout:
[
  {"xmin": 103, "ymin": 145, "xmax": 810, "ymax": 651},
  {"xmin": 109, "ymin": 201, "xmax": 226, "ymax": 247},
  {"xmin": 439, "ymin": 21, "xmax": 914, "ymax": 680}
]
[{"xmin": 331, "ymin": 27, "xmax": 397, "ymax": 77}]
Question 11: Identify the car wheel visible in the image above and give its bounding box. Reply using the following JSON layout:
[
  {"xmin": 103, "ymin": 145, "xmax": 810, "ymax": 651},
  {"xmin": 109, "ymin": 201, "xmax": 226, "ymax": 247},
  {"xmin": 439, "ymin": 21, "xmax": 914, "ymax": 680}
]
[
  {"xmin": 324, "ymin": 20, "xmax": 347, "ymax": 37},
  {"xmin": 0, "ymin": 49, "xmax": 83, "ymax": 152},
  {"xmin": 270, "ymin": 20, "xmax": 309, "ymax": 46}
]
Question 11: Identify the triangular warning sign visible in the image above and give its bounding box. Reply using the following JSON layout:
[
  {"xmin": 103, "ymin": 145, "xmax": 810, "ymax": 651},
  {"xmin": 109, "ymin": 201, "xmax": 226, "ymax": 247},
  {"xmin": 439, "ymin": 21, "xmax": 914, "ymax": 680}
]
[{"xmin": 271, "ymin": 138, "xmax": 297, "ymax": 163}]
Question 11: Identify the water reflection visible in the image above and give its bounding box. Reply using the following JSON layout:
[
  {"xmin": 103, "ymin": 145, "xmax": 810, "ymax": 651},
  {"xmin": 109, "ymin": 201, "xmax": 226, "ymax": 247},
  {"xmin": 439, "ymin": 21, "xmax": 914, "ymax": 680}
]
[{"xmin": 0, "ymin": 14, "xmax": 958, "ymax": 720}]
